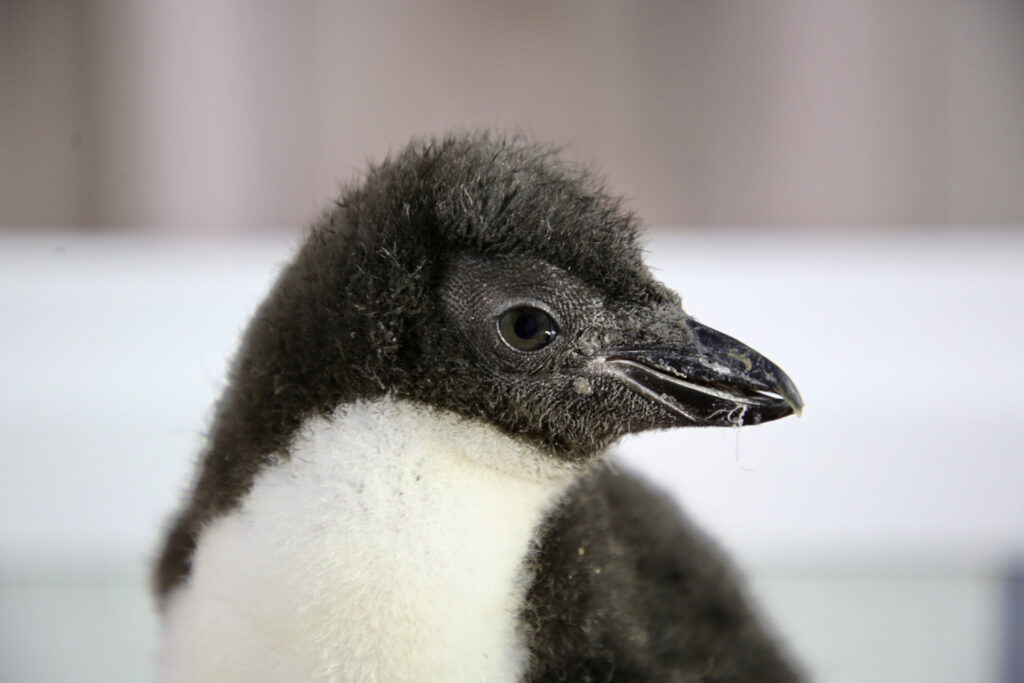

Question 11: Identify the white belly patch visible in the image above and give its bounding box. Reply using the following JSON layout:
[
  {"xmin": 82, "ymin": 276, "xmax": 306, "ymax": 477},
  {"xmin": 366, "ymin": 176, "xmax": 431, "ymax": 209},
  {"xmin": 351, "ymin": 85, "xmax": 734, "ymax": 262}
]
[{"xmin": 158, "ymin": 398, "xmax": 578, "ymax": 683}]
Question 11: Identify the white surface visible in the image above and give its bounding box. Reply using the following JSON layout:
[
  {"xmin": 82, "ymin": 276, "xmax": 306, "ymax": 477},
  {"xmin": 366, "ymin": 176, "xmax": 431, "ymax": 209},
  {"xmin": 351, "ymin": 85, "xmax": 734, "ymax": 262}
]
[
  {"xmin": 0, "ymin": 571, "xmax": 158, "ymax": 683},
  {"xmin": 619, "ymin": 229, "xmax": 1024, "ymax": 570},
  {"xmin": 1, "ymin": 228, "xmax": 1022, "ymax": 681},
  {"xmin": 3, "ymin": 228, "xmax": 1022, "ymax": 570},
  {"xmin": 0, "ymin": 233, "xmax": 297, "ymax": 570},
  {"xmin": 751, "ymin": 571, "xmax": 1006, "ymax": 683}
]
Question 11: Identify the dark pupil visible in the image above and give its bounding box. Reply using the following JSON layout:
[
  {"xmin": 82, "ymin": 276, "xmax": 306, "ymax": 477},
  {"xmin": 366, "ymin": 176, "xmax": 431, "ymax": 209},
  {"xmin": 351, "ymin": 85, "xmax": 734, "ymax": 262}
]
[
  {"xmin": 499, "ymin": 306, "xmax": 557, "ymax": 351},
  {"xmin": 513, "ymin": 312, "xmax": 539, "ymax": 340}
]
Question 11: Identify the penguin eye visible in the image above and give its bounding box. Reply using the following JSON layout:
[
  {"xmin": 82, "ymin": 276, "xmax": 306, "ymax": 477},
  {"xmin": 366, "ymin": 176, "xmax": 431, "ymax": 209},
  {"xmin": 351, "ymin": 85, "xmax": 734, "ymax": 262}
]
[{"xmin": 498, "ymin": 306, "xmax": 558, "ymax": 351}]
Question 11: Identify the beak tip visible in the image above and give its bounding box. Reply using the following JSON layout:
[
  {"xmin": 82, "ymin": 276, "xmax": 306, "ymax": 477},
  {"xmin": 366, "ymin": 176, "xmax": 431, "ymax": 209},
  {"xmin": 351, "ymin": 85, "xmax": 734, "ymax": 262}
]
[{"xmin": 776, "ymin": 374, "xmax": 804, "ymax": 418}]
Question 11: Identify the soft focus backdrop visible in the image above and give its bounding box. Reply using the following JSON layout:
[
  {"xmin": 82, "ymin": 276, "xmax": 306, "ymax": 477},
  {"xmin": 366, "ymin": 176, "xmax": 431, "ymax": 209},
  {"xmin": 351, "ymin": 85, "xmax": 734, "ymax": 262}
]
[
  {"xmin": 2, "ymin": 2, "xmax": 1023, "ymax": 682},
  {"xmin": 4, "ymin": 0, "xmax": 1024, "ymax": 230}
]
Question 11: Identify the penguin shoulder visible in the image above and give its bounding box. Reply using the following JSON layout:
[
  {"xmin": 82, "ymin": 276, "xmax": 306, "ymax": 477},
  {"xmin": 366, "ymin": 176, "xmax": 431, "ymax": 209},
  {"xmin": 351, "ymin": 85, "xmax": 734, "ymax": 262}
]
[{"xmin": 522, "ymin": 463, "xmax": 802, "ymax": 681}]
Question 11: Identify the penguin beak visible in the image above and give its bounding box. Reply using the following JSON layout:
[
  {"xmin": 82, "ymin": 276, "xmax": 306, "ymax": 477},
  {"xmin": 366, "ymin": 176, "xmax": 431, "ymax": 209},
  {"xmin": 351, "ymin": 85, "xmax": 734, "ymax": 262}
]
[{"xmin": 600, "ymin": 320, "xmax": 803, "ymax": 427}]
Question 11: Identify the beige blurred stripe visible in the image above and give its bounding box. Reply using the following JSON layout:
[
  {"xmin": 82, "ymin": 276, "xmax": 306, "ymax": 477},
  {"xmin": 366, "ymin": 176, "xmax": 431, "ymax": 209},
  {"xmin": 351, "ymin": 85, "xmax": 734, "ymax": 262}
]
[{"xmin": 1, "ymin": 0, "xmax": 1022, "ymax": 230}]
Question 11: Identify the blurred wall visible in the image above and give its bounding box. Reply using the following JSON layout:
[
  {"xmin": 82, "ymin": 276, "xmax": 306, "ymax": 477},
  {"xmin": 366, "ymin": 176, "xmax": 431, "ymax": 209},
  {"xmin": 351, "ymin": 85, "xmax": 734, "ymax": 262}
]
[{"xmin": 1, "ymin": 0, "xmax": 1023, "ymax": 231}]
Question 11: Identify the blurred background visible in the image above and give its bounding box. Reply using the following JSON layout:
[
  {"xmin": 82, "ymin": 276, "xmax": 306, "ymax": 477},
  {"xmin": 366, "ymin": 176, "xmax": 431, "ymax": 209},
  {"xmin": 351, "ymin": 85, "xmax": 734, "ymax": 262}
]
[{"xmin": 2, "ymin": 1, "xmax": 1023, "ymax": 681}]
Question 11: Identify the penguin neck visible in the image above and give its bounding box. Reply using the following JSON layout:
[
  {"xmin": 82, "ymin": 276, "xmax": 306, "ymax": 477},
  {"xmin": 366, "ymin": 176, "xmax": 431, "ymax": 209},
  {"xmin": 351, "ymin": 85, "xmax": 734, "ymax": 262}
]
[
  {"xmin": 159, "ymin": 397, "xmax": 582, "ymax": 682},
  {"xmin": 316, "ymin": 395, "xmax": 586, "ymax": 484}
]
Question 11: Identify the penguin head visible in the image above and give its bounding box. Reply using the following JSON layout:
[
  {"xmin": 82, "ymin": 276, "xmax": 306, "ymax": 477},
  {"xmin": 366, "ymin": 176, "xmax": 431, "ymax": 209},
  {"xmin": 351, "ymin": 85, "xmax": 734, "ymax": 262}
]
[{"xmin": 228, "ymin": 134, "xmax": 802, "ymax": 464}]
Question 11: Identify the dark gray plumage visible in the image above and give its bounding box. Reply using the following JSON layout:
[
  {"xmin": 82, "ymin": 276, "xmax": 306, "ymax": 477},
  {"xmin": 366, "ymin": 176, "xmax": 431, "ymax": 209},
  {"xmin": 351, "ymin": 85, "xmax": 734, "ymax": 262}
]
[{"xmin": 156, "ymin": 133, "xmax": 804, "ymax": 681}]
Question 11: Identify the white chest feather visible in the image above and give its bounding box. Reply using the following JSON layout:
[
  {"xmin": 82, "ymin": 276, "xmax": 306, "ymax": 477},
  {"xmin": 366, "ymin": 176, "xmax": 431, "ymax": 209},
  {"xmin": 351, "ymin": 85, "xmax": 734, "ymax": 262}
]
[{"xmin": 158, "ymin": 398, "xmax": 578, "ymax": 683}]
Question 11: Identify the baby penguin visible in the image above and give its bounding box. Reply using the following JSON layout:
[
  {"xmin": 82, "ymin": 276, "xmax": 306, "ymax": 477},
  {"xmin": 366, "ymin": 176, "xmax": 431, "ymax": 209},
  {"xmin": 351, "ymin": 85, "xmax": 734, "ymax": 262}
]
[{"xmin": 156, "ymin": 134, "xmax": 803, "ymax": 682}]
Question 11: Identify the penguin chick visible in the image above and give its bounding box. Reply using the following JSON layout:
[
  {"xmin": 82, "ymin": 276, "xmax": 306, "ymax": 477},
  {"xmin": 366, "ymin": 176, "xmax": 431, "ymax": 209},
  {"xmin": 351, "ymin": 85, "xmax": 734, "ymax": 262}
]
[{"xmin": 155, "ymin": 133, "xmax": 805, "ymax": 682}]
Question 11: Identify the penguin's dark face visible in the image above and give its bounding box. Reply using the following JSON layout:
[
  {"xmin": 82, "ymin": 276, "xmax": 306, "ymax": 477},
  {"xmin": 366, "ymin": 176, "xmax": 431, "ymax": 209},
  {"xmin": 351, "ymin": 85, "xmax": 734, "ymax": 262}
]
[{"xmin": 402, "ymin": 249, "xmax": 802, "ymax": 461}]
